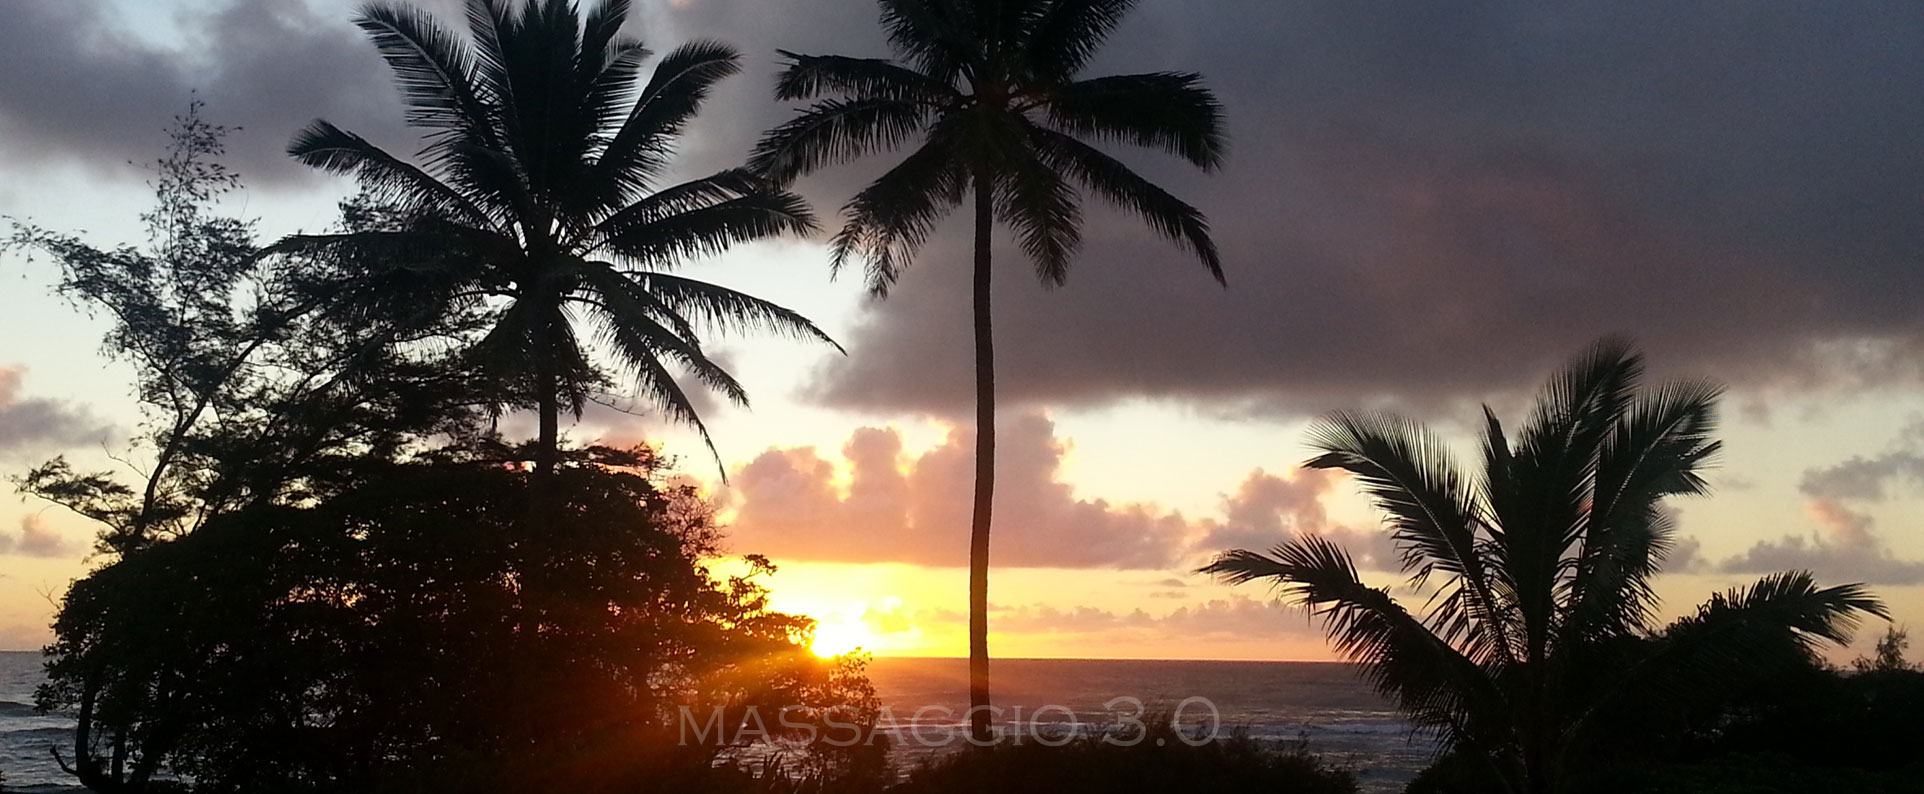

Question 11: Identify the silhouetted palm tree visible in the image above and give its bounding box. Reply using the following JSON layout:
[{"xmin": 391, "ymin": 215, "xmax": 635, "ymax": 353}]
[
  {"xmin": 279, "ymin": 0, "xmax": 835, "ymax": 474},
  {"xmin": 752, "ymin": 0, "xmax": 1224, "ymax": 739},
  {"xmin": 1203, "ymin": 339, "xmax": 1887, "ymax": 794}
]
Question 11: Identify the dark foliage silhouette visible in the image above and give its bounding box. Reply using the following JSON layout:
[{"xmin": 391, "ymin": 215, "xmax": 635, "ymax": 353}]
[
  {"xmin": 1203, "ymin": 339, "xmax": 1887, "ymax": 794},
  {"xmin": 35, "ymin": 445, "xmax": 882, "ymax": 793},
  {"xmin": 276, "ymin": 0, "xmax": 837, "ymax": 475},
  {"xmin": 752, "ymin": 0, "xmax": 1224, "ymax": 740}
]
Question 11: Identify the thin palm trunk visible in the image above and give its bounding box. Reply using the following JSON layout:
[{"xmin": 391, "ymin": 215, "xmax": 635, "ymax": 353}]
[
  {"xmin": 967, "ymin": 170, "xmax": 996, "ymax": 744},
  {"xmin": 535, "ymin": 357, "xmax": 559, "ymax": 477}
]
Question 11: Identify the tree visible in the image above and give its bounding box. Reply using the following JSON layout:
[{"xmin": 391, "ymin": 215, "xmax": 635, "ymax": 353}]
[
  {"xmin": 1852, "ymin": 625, "xmax": 1917, "ymax": 674},
  {"xmin": 37, "ymin": 445, "xmax": 884, "ymax": 794},
  {"xmin": 751, "ymin": 0, "xmax": 1224, "ymax": 739},
  {"xmin": 1202, "ymin": 340, "xmax": 1887, "ymax": 794},
  {"xmin": 7, "ymin": 102, "xmax": 481, "ymax": 555},
  {"xmin": 279, "ymin": 0, "xmax": 838, "ymax": 475}
]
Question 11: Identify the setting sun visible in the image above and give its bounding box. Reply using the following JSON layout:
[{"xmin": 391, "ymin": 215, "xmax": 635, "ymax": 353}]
[{"xmin": 809, "ymin": 615, "xmax": 876, "ymax": 658}]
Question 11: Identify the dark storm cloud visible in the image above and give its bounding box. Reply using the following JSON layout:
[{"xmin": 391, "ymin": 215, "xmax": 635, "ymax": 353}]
[
  {"xmin": 0, "ymin": 1, "xmax": 405, "ymax": 188},
  {"xmin": 12, "ymin": 1, "xmax": 1923, "ymax": 413},
  {"xmin": 648, "ymin": 0, "xmax": 1924, "ymax": 416}
]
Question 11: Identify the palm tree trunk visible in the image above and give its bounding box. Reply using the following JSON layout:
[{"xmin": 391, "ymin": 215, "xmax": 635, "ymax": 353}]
[
  {"xmin": 535, "ymin": 382, "xmax": 559, "ymax": 476},
  {"xmin": 967, "ymin": 169, "xmax": 996, "ymax": 745}
]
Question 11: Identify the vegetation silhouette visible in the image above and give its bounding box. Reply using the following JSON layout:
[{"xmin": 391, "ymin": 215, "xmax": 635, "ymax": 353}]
[
  {"xmin": 10, "ymin": 104, "xmax": 884, "ymax": 794},
  {"xmin": 274, "ymin": 0, "xmax": 839, "ymax": 476},
  {"xmin": 37, "ymin": 446, "xmax": 884, "ymax": 794},
  {"xmin": 1203, "ymin": 339, "xmax": 1889, "ymax": 794},
  {"xmin": 751, "ymin": 0, "xmax": 1225, "ymax": 741}
]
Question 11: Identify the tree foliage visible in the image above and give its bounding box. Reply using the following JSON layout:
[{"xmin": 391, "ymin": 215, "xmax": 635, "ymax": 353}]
[
  {"xmin": 36, "ymin": 445, "xmax": 882, "ymax": 793},
  {"xmin": 1203, "ymin": 339, "xmax": 1888, "ymax": 794},
  {"xmin": 277, "ymin": 0, "xmax": 837, "ymax": 474},
  {"xmin": 6, "ymin": 101, "xmax": 484, "ymax": 554}
]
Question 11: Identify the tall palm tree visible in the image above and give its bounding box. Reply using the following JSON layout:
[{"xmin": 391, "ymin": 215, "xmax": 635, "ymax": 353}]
[
  {"xmin": 278, "ymin": 0, "xmax": 836, "ymax": 475},
  {"xmin": 751, "ymin": 0, "xmax": 1224, "ymax": 739},
  {"xmin": 1203, "ymin": 340, "xmax": 1887, "ymax": 794}
]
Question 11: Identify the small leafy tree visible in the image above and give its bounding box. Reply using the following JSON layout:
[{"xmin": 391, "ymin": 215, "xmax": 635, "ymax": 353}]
[{"xmin": 6, "ymin": 102, "xmax": 485, "ymax": 555}]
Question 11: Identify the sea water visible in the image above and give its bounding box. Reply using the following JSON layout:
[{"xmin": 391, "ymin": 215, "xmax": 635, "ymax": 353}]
[{"xmin": 0, "ymin": 652, "xmax": 1436, "ymax": 793}]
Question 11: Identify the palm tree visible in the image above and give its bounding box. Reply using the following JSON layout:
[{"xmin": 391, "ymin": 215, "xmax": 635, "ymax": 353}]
[
  {"xmin": 1202, "ymin": 339, "xmax": 1887, "ymax": 794},
  {"xmin": 751, "ymin": 0, "xmax": 1224, "ymax": 739},
  {"xmin": 278, "ymin": 0, "xmax": 836, "ymax": 475}
]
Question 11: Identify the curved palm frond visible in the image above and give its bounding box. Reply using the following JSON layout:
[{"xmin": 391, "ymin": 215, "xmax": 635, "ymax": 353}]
[
  {"xmin": 994, "ymin": 146, "xmax": 1082, "ymax": 285},
  {"xmin": 825, "ymin": 122, "xmax": 969, "ymax": 294},
  {"xmin": 1564, "ymin": 379, "xmax": 1723, "ymax": 641},
  {"xmin": 593, "ymin": 192, "xmax": 816, "ymax": 267},
  {"xmin": 1200, "ymin": 538, "xmax": 1508, "ymax": 747},
  {"xmin": 749, "ymin": 98, "xmax": 934, "ymax": 184},
  {"xmin": 1021, "ymin": 0, "xmax": 1137, "ymax": 79},
  {"xmin": 640, "ymin": 272, "xmax": 842, "ymax": 352},
  {"xmin": 590, "ymin": 40, "xmax": 742, "ymax": 205},
  {"xmin": 1042, "ymin": 72, "xmax": 1225, "ymax": 169},
  {"xmin": 287, "ymin": 121, "xmax": 499, "ymax": 229},
  {"xmin": 355, "ymin": 3, "xmax": 499, "ymax": 163},
  {"xmin": 774, "ymin": 51, "xmax": 958, "ymax": 103},
  {"xmin": 877, "ymin": 0, "xmax": 979, "ymax": 82},
  {"xmin": 1304, "ymin": 411, "xmax": 1519, "ymax": 666},
  {"xmin": 1025, "ymin": 124, "xmax": 1222, "ymax": 282}
]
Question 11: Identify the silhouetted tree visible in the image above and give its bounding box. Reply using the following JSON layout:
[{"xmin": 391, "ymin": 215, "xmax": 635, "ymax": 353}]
[
  {"xmin": 277, "ymin": 0, "xmax": 838, "ymax": 475},
  {"xmin": 752, "ymin": 0, "xmax": 1224, "ymax": 739},
  {"xmin": 7, "ymin": 102, "xmax": 484, "ymax": 555},
  {"xmin": 36, "ymin": 445, "xmax": 882, "ymax": 794},
  {"xmin": 1203, "ymin": 340, "xmax": 1887, "ymax": 794}
]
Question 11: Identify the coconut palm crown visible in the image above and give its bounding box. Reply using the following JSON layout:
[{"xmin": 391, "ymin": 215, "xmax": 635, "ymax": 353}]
[
  {"xmin": 1203, "ymin": 339, "xmax": 1887, "ymax": 794},
  {"xmin": 751, "ymin": 0, "xmax": 1225, "ymax": 741},
  {"xmin": 278, "ymin": 0, "xmax": 836, "ymax": 474}
]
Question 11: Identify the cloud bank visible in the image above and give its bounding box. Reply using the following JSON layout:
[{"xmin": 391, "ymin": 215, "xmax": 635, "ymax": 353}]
[{"xmin": 720, "ymin": 413, "xmax": 1395, "ymax": 570}]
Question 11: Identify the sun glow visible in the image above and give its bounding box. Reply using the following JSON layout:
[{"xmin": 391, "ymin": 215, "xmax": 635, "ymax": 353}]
[{"xmin": 810, "ymin": 615, "xmax": 876, "ymax": 658}]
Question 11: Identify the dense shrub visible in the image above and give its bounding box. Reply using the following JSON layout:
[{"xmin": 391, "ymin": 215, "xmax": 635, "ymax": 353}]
[{"xmin": 889, "ymin": 720, "xmax": 1355, "ymax": 794}]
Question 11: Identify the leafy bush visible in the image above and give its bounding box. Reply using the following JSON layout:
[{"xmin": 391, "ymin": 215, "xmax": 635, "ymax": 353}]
[{"xmin": 888, "ymin": 720, "xmax": 1355, "ymax": 794}]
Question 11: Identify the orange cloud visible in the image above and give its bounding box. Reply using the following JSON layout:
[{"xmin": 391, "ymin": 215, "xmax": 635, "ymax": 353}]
[{"xmin": 719, "ymin": 413, "xmax": 1395, "ymax": 571}]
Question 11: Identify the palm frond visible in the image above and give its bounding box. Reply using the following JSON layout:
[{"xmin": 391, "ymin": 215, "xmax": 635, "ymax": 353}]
[
  {"xmin": 1564, "ymin": 379, "xmax": 1723, "ymax": 640},
  {"xmin": 641, "ymin": 272, "xmax": 843, "ymax": 353},
  {"xmin": 748, "ymin": 98, "xmax": 933, "ymax": 184},
  {"xmin": 287, "ymin": 121, "xmax": 498, "ymax": 229},
  {"xmin": 1201, "ymin": 537, "xmax": 1507, "ymax": 749},
  {"xmin": 877, "ymin": 0, "xmax": 979, "ymax": 82},
  {"xmin": 993, "ymin": 148, "xmax": 1082, "ymax": 285},
  {"xmin": 592, "ymin": 40, "xmax": 742, "ymax": 203},
  {"xmin": 1303, "ymin": 411, "xmax": 1518, "ymax": 666},
  {"xmin": 1022, "ymin": 0, "xmax": 1137, "ymax": 79},
  {"xmin": 1043, "ymin": 72, "xmax": 1225, "ymax": 169},
  {"xmin": 355, "ymin": 3, "xmax": 499, "ymax": 162},
  {"xmin": 773, "ymin": 51, "xmax": 957, "ymax": 103},
  {"xmin": 593, "ymin": 192, "xmax": 816, "ymax": 267},
  {"xmin": 824, "ymin": 124, "xmax": 969, "ymax": 295},
  {"xmin": 1025, "ymin": 124, "xmax": 1221, "ymax": 283}
]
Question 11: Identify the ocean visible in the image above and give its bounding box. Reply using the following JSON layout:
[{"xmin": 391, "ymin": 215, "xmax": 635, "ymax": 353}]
[{"xmin": 0, "ymin": 652, "xmax": 1436, "ymax": 793}]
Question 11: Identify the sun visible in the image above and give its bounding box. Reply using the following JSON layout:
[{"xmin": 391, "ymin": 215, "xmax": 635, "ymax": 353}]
[{"xmin": 810, "ymin": 615, "xmax": 876, "ymax": 658}]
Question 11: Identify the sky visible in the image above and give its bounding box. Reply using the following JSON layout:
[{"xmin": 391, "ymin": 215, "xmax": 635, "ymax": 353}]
[{"xmin": 0, "ymin": 0, "xmax": 1921, "ymax": 662}]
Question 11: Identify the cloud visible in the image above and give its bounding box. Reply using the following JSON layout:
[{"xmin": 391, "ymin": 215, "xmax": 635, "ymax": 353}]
[
  {"xmin": 1715, "ymin": 422, "xmax": 1924, "ymax": 585},
  {"xmin": 720, "ymin": 412, "xmax": 1396, "ymax": 570},
  {"xmin": 925, "ymin": 595, "xmax": 1324, "ymax": 643},
  {"xmin": 649, "ymin": 0, "xmax": 1924, "ymax": 418},
  {"xmin": 0, "ymin": 515, "xmax": 77, "ymax": 559},
  {"xmin": 0, "ymin": 1, "xmax": 405, "ymax": 188},
  {"xmin": 0, "ymin": 366, "xmax": 112, "ymax": 452}
]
